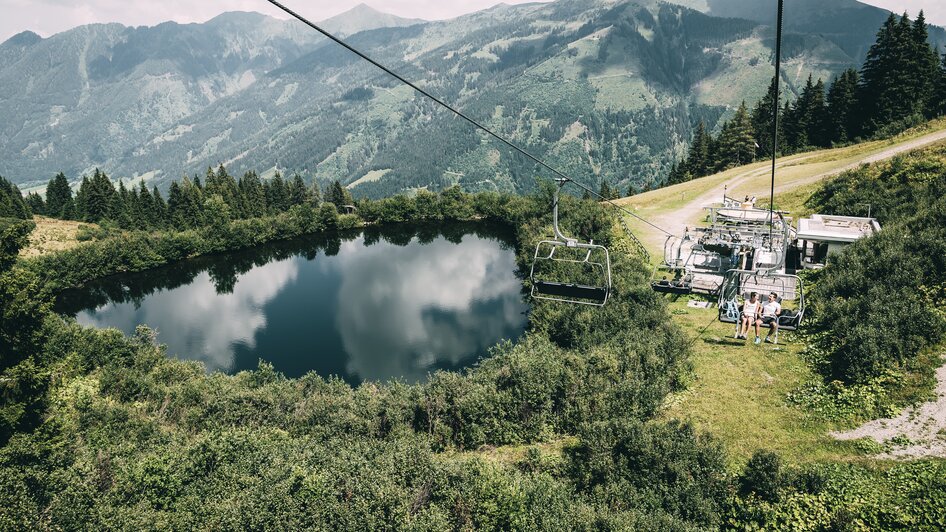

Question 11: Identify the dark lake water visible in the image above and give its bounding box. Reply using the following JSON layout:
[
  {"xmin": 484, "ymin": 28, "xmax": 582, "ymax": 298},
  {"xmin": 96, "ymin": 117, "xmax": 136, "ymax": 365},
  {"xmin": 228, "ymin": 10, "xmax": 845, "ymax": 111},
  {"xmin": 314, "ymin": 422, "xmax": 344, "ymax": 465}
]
[{"xmin": 55, "ymin": 223, "xmax": 529, "ymax": 385}]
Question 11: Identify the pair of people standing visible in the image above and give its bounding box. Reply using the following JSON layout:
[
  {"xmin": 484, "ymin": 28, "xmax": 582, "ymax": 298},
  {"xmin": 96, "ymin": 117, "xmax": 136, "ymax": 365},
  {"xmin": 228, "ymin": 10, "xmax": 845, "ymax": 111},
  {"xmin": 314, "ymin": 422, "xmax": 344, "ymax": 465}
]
[{"xmin": 736, "ymin": 291, "xmax": 781, "ymax": 344}]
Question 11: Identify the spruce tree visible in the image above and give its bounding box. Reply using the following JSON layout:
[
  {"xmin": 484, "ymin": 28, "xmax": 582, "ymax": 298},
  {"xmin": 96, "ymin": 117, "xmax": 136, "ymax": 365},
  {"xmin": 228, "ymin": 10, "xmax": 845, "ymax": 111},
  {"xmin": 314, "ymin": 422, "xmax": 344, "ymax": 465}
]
[
  {"xmin": 26, "ymin": 192, "xmax": 45, "ymax": 216},
  {"xmin": 74, "ymin": 176, "xmax": 91, "ymax": 221},
  {"xmin": 933, "ymin": 52, "xmax": 946, "ymax": 118},
  {"xmin": 85, "ymin": 169, "xmax": 115, "ymax": 223},
  {"xmin": 288, "ymin": 175, "xmax": 309, "ymax": 206},
  {"xmin": 859, "ymin": 13, "xmax": 900, "ymax": 134},
  {"xmin": 152, "ymin": 186, "xmax": 168, "ymax": 228},
  {"xmin": 751, "ymin": 78, "xmax": 780, "ymax": 159},
  {"xmin": 716, "ymin": 102, "xmax": 756, "ymax": 168},
  {"xmin": 238, "ymin": 171, "xmax": 266, "ymax": 218},
  {"xmin": 327, "ymin": 180, "xmax": 352, "ymax": 211},
  {"xmin": 45, "ymin": 172, "xmax": 74, "ymax": 219},
  {"xmin": 111, "ymin": 180, "xmax": 133, "ymax": 228},
  {"xmin": 687, "ymin": 121, "xmax": 712, "ymax": 177},
  {"xmin": 826, "ymin": 69, "xmax": 859, "ymax": 143},
  {"xmin": 0, "ymin": 176, "xmax": 30, "ymax": 219},
  {"xmin": 598, "ymin": 180, "xmax": 613, "ymax": 200},
  {"xmin": 908, "ymin": 11, "xmax": 940, "ymax": 117}
]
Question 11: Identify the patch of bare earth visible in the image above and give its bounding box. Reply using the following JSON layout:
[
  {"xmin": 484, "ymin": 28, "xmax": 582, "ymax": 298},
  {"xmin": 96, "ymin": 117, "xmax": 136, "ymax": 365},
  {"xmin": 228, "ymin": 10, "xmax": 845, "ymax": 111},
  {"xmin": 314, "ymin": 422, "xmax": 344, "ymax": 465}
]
[
  {"xmin": 20, "ymin": 216, "xmax": 91, "ymax": 258},
  {"xmin": 832, "ymin": 354, "xmax": 946, "ymax": 459}
]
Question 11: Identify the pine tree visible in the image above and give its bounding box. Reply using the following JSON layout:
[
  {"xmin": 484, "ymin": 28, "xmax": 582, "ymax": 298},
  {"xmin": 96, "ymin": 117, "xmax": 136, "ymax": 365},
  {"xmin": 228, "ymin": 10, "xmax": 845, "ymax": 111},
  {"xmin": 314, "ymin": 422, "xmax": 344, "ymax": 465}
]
[
  {"xmin": 238, "ymin": 171, "xmax": 266, "ymax": 218},
  {"xmin": 685, "ymin": 121, "xmax": 711, "ymax": 176},
  {"xmin": 206, "ymin": 165, "xmax": 240, "ymax": 214},
  {"xmin": 786, "ymin": 75, "xmax": 825, "ymax": 150},
  {"xmin": 45, "ymin": 172, "xmax": 74, "ymax": 219},
  {"xmin": 826, "ymin": 69, "xmax": 859, "ymax": 143},
  {"xmin": 265, "ymin": 174, "xmax": 290, "ymax": 214},
  {"xmin": 137, "ymin": 182, "xmax": 155, "ymax": 228},
  {"xmin": 26, "ymin": 192, "xmax": 45, "ymax": 215},
  {"xmin": 85, "ymin": 169, "xmax": 115, "ymax": 223},
  {"xmin": 308, "ymin": 181, "xmax": 322, "ymax": 206},
  {"xmin": 288, "ymin": 175, "xmax": 309, "ymax": 206},
  {"xmin": 598, "ymin": 180, "xmax": 613, "ymax": 200},
  {"xmin": 167, "ymin": 181, "xmax": 186, "ymax": 230},
  {"xmin": 111, "ymin": 180, "xmax": 133, "ymax": 228},
  {"xmin": 716, "ymin": 102, "xmax": 756, "ymax": 168},
  {"xmin": 0, "ymin": 176, "xmax": 31, "ymax": 219},
  {"xmin": 808, "ymin": 78, "xmax": 828, "ymax": 147},
  {"xmin": 74, "ymin": 176, "xmax": 91, "ymax": 221},
  {"xmin": 327, "ymin": 180, "xmax": 352, "ymax": 211},
  {"xmin": 152, "ymin": 186, "xmax": 168, "ymax": 227},
  {"xmin": 911, "ymin": 11, "xmax": 943, "ymax": 117},
  {"xmin": 751, "ymin": 78, "xmax": 781, "ymax": 159},
  {"xmin": 934, "ymin": 52, "xmax": 946, "ymax": 117}
]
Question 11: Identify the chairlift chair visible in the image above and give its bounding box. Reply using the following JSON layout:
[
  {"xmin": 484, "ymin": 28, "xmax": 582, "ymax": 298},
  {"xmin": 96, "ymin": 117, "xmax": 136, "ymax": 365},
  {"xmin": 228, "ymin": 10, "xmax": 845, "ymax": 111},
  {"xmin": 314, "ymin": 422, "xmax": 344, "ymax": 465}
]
[
  {"xmin": 717, "ymin": 269, "xmax": 805, "ymax": 341},
  {"xmin": 530, "ymin": 180, "xmax": 612, "ymax": 306},
  {"xmin": 650, "ymin": 234, "xmax": 693, "ymax": 294}
]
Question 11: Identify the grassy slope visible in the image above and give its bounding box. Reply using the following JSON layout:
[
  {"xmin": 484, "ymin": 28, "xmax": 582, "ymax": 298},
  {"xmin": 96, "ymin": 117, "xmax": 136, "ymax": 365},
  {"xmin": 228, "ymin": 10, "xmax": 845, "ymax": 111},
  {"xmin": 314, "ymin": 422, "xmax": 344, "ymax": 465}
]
[
  {"xmin": 19, "ymin": 216, "xmax": 93, "ymax": 258},
  {"xmin": 612, "ymin": 118, "xmax": 946, "ymax": 466}
]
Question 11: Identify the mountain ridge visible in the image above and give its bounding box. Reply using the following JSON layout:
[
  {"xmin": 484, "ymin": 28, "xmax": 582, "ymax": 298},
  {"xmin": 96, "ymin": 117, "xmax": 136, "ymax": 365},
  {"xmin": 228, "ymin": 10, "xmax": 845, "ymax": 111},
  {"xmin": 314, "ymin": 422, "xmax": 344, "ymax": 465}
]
[{"xmin": 1, "ymin": 0, "xmax": 943, "ymax": 197}]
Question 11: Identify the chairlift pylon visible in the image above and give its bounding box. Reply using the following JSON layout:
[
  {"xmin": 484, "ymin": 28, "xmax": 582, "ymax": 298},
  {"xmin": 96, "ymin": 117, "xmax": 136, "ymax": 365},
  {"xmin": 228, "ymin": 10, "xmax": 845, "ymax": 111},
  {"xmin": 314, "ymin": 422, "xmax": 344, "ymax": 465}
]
[{"xmin": 530, "ymin": 179, "xmax": 612, "ymax": 306}]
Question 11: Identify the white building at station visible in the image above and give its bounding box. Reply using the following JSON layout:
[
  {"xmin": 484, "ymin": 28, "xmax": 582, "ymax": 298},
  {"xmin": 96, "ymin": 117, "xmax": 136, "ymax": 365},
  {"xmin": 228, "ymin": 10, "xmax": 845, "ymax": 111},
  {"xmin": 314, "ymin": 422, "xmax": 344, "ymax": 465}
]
[{"xmin": 795, "ymin": 214, "xmax": 881, "ymax": 268}]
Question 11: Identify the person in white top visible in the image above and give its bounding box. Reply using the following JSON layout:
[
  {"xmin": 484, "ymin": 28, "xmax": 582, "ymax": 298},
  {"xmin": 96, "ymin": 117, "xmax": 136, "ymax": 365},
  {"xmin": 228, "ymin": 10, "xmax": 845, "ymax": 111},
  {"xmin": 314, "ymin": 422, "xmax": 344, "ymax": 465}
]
[
  {"xmin": 737, "ymin": 292, "xmax": 761, "ymax": 342},
  {"xmin": 758, "ymin": 292, "xmax": 782, "ymax": 344}
]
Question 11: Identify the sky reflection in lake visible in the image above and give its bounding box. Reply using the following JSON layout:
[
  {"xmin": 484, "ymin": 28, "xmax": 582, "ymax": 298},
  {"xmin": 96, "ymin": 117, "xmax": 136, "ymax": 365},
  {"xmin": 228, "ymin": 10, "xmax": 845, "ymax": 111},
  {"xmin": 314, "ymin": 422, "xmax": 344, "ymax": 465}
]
[{"xmin": 60, "ymin": 224, "xmax": 528, "ymax": 384}]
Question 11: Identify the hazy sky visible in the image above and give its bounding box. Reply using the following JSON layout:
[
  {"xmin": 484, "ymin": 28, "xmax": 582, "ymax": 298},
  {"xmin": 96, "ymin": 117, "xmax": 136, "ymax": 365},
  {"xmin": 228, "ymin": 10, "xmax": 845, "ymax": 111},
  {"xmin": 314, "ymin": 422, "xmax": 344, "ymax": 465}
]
[
  {"xmin": 0, "ymin": 1, "xmax": 943, "ymax": 43},
  {"xmin": 0, "ymin": 0, "xmax": 546, "ymax": 42}
]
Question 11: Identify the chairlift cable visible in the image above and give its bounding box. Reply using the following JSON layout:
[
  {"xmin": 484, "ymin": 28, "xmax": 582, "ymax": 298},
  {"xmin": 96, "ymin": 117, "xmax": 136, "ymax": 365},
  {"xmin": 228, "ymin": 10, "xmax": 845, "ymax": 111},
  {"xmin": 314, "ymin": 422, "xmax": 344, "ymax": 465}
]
[
  {"xmin": 264, "ymin": 0, "xmax": 675, "ymax": 237},
  {"xmin": 768, "ymin": 0, "xmax": 784, "ymax": 242}
]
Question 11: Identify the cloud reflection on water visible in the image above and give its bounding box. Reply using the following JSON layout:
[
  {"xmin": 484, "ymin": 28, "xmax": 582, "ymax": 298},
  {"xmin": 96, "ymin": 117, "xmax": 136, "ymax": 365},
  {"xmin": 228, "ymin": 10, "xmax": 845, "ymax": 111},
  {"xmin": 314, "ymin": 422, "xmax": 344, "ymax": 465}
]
[
  {"xmin": 76, "ymin": 259, "xmax": 300, "ymax": 372},
  {"xmin": 71, "ymin": 229, "xmax": 527, "ymax": 383},
  {"xmin": 331, "ymin": 235, "xmax": 527, "ymax": 382}
]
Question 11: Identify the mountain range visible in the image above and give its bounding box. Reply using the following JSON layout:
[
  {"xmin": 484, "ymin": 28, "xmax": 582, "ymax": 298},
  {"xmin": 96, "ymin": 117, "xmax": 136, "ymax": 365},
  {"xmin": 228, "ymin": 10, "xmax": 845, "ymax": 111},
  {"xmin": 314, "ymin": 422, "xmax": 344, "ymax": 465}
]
[{"xmin": 1, "ymin": 0, "xmax": 943, "ymax": 198}]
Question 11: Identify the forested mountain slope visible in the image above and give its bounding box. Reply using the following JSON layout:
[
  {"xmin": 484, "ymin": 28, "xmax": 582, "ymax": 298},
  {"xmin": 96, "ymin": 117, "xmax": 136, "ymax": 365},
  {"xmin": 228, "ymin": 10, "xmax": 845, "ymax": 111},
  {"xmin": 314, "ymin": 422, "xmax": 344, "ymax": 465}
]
[{"xmin": 1, "ymin": 0, "xmax": 943, "ymax": 198}]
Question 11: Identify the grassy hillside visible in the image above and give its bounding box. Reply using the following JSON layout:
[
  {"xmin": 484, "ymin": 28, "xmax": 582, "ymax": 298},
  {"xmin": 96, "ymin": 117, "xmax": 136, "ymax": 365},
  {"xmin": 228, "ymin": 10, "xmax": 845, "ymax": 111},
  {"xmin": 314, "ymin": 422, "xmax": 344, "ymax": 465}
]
[{"xmin": 612, "ymin": 119, "xmax": 946, "ymax": 468}]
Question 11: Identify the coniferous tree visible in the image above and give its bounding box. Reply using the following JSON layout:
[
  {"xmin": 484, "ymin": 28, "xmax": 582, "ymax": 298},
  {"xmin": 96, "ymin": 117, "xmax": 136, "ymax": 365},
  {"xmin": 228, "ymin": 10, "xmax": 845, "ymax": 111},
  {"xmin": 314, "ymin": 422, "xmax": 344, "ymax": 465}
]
[
  {"xmin": 137, "ymin": 182, "xmax": 155, "ymax": 228},
  {"xmin": 111, "ymin": 180, "xmax": 133, "ymax": 228},
  {"xmin": 84, "ymin": 169, "xmax": 115, "ymax": 223},
  {"xmin": 751, "ymin": 78, "xmax": 781, "ymax": 159},
  {"xmin": 167, "ymin": 181, "xmax": 186, "ymax": 230},
  {"xmin": 598, "ymin": 180, "xmax": 613, "ymax": 200},
  {"xmin": 152, "ymin": 186, "xmax": 168, "ymax": 227},
  {"xmin": 933, "ymin": 52, "xmax": 946, "ymax": 118},
  {"xmin": 0, "ymin": 176, "xmax": 30, "ymax": 219},
  {"xmin": 265, "ymin": 174, "xmax": 290, "ymax": 214},
  {"xmin": 206, "ymin": 165, "xmax": 240, "ymax": 214},
  {"xmin": 26, "ymin": 192, "xmax": 45, "ymax": 215},
  {"xmin": 74, "ymin": 176, "xmax": 90, "ymax": 221},
  {"xmin": 308, "ymin": 181, "xmax": 322, "ymax": 206},
  {"xmin": 45, "ymin": 172, "xmax": 74, "ymax": 219},
  {"xmin": 288, "ymin": 175, "xmax": 309, "ymax": 206},
  {"xmin": 238, "ymin": 171, "xmax": 266, "ymax": 218},
  {"xmin": 716, "ymin": 102, "xmax": 756, "ymax": 168},
  {"xmin": 826, "ymin": 69, "xmax": 859, "ymax": 143},
  {"xmin": 686, "ymin": 121, "xmax": 711, "ymax": 176},
  {"xmin": 327, "ymin": 180, "xmax": 353, "ymax": 211},
  {"xmin": 909, "ymin": 11, "xmax": 941, "ymax": 117}
]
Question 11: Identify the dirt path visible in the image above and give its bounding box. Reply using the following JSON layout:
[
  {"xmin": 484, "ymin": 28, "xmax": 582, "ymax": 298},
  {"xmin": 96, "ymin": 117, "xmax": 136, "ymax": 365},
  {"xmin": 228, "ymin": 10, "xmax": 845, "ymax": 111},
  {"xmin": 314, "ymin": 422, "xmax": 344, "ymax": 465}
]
[
  {"xmin": 647, "ymin": 128, "xmax": 946, "ymax": 243},
  {"xmin": 832, "ymin": 355, "xmax": 946, "ymax": 459}
]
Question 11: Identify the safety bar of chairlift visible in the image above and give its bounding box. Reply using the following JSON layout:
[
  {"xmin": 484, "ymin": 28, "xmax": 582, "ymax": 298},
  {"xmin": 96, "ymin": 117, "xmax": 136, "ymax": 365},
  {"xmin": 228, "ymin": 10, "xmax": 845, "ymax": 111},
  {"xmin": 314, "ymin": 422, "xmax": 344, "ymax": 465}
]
[
  {"xmin": 530, "ymin": 240, "xmax": 612, "ymax": 306},
  {"xmin": 716, "ymin": 269, "xmax": 805, "ymax": 329}
]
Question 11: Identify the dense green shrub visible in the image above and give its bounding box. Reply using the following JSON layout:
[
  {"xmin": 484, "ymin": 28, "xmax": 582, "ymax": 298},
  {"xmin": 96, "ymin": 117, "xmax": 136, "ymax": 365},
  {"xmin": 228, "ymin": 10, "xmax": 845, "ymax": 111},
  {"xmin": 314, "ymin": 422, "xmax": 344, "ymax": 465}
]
[{"xmin": 804, "ymin": 146, "xmax": 946, "ymax": 386}]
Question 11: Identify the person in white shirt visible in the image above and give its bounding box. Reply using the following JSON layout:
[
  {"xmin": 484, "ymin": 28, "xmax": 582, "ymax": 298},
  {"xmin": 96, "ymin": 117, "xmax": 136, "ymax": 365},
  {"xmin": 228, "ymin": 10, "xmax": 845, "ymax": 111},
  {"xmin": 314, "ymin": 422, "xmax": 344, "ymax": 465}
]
[
  {"xmin": 737, "ymin": 292, "xmax": 761, "ymax": 342},
  {"xmin": 758, "ymin": 292, "xmax": 782, "ymax": 344}
]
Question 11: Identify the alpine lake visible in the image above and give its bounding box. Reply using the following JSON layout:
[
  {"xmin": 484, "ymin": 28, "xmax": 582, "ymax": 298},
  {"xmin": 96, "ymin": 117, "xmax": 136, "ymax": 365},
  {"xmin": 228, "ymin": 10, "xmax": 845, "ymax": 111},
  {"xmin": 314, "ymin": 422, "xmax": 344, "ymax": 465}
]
[{"xmin": 55, "ymin": 222, "xmax": 529, "ymax": 385}]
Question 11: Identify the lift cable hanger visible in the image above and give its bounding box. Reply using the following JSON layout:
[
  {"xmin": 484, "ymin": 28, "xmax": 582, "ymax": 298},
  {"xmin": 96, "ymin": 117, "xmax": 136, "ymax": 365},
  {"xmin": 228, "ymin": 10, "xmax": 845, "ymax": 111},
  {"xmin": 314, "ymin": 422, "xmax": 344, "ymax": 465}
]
[{"xmin": 264, "ymin": 0, "xmax": 675, "ymax": 239}]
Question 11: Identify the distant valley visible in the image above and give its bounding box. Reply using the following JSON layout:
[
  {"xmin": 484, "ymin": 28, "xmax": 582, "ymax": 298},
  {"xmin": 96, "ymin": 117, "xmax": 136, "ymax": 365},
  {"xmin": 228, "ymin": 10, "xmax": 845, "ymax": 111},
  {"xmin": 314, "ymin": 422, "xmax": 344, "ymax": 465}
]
[{"xmin": 1, "ymin": 0, "xmax": 943, "ymax": 198}]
